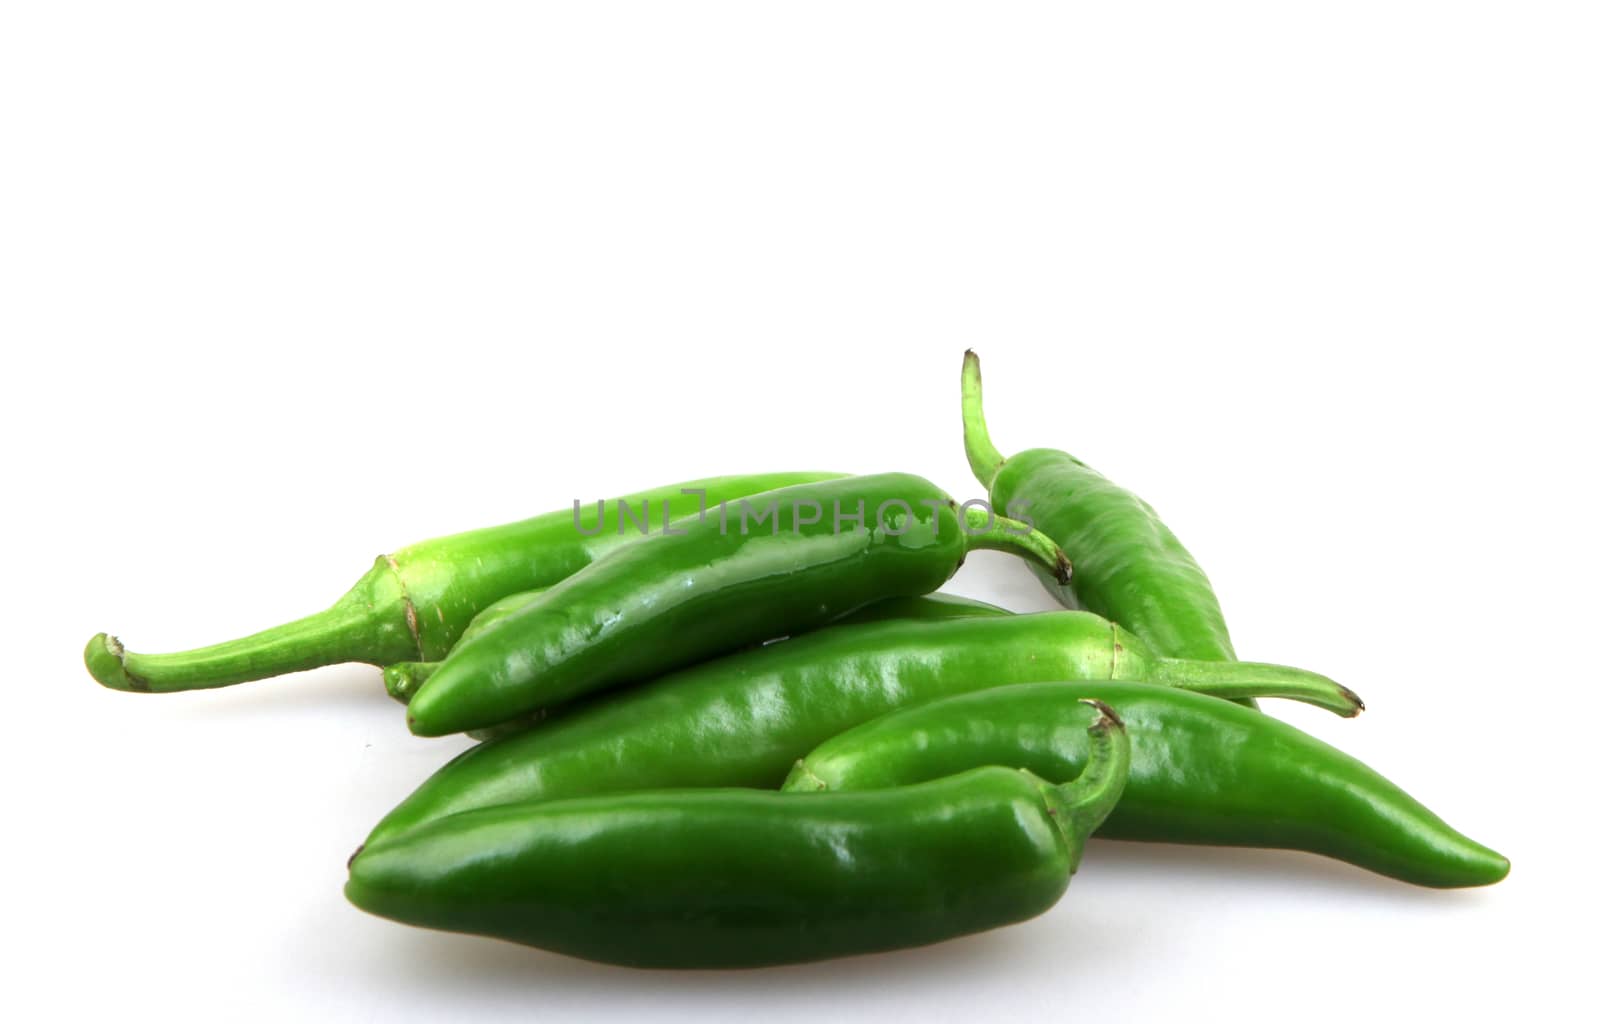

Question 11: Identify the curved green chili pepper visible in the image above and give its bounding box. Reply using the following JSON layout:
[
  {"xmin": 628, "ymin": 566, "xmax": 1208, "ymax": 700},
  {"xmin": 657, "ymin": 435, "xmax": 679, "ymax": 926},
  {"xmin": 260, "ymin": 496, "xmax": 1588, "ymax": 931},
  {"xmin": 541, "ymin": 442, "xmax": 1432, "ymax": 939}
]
[
  {"xmin": 404, "ymin": 473, "xmax": 1073, "ymax": 737},
  {"xmin": 345, "ymin": 702, "xmax": 1130, "ymax": 969},
  {"xmin": 84, "ymin": 471, "xmax": 841, "ymax": 693},
  {"xmin": 962, "ymin": 351, "xmax": 1238, "ymax": 664},
  {"xmin": 383, "ymin": 590, "xmax": 1013, "ymax": 706},
  {"xmin": 452, "ymin": 593, "xmax": 1015, "ymax": 742},
  {"xmin": 784, "ymin": 681, "xmax": 1507, "ymax": 889},
  {"xmin": 364, "ymin": 610, "xmax": 1356, "ymax": 848}
]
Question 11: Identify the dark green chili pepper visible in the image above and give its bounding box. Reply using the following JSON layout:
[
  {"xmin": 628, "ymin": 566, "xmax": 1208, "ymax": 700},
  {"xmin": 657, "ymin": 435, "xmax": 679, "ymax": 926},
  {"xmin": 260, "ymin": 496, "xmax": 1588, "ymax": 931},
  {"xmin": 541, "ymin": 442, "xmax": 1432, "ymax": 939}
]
[
  {"xmin": 383, "ymin": 590, "xmax": 1012, "ymax": 706},
  {"xmin": 445, "ymin": 588, "xmax": 1015, "ymax": 744},
  {"xmin": 364, "ymin": 610, "xmax": 1356, "ymax": 848},
  {"xmin": 404, "ymin": 473, "xmax": 1074, "ymax": 737},
  {"xmin": 345, "ymin": 702, "xmax": 1130, "ymax": 969},
  {"xmin": 962, "ymin": 351, "xmax": 1239, "ymax": 664},
  {"xmin": 784, "ymin": 681, "xmax": 1507, "ymax": 889},
  {"xmin": 84, "ymin": 471, "xmax": 840, "ymax": 693}
]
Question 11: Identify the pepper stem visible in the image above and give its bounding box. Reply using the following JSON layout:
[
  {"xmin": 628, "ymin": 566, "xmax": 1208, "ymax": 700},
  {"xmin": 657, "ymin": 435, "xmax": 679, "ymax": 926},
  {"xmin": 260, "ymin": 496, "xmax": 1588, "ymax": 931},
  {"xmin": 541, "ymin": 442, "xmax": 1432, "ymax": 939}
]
[
  {"xmin": 1150, "ymin": 657, "xmax": 1365, "ymax": 717},
  {"xmin": 1038, "ymin": 699, "xmax": 1131, "ymax": 869},
  {"xmin": 961, "ymin": 350, "xmax": 1008, "ymax": 489},
  {"xmin": 962, "ymin": 507, "xmax": 1073, "ymax": 583},
  {"xmin": 84, "ymin": 559, "xmax": 418, "ymax": 693}
]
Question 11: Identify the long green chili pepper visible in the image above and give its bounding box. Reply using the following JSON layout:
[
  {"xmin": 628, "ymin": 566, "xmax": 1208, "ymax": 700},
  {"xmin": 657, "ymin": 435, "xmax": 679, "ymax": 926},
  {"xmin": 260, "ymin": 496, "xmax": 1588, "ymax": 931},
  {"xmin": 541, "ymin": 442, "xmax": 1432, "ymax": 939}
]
[
  {"xmin": 404, "ymin": 472, "xmax": 1074, "ymax": 737},
  {"xmin": 784, "ymin": 681, "xmax": 1507, "ymax": 888},
  {"xmin": 962, "ymin": 351, "xmax": 1240, "ymax": 665},
  {"xmin": 345, "ymin": 701, "xmax": 1131, "ymax": 969},
  {"xmin": 83, "ymin": 471, "xmax": 840, "ymax": 693},
  {"xmin": 455, "ymin": 593, "xmax": 1014, "ymax": 742},
  {"xmin": 364, "ymin": 610, "xmax": 1356, "ymax": 848},
  {"xmin": 383, "ymin": 590, "xmax": 1012, "ymax": 706}
]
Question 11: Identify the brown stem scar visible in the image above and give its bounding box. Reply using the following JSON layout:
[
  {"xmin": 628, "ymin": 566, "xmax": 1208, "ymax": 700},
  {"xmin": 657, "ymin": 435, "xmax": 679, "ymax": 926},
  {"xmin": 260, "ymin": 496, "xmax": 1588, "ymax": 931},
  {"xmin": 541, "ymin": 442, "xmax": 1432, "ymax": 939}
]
[{"xmin": 384, "ymin": 554, "xmax": 425, "ymax": 660}]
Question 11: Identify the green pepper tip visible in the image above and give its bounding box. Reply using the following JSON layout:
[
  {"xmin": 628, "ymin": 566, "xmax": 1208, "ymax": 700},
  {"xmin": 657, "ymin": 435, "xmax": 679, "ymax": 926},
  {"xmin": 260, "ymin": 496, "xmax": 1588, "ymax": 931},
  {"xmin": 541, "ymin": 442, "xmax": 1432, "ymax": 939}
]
[
  {"xmin": 84, "ymin": 633, "xmax": 147, "ymax": 692},
  {"xmin": 1053, "ymin": 550, "xmax": 1073, "ymax": 585},
  {"xmin": 1443, "ymin": 840, "xmax": 1510, "ymax": 888},
  {"xmin": 405, "ymin": 706, "xmax": 446, "ymax": 738},
  {"xmin": 1339, "ymin": 686, "xmax": 1367, "ymax": 717},
  {"xmin": 382, "ymin": 664, "xmax": 417, "ymax": 705}
]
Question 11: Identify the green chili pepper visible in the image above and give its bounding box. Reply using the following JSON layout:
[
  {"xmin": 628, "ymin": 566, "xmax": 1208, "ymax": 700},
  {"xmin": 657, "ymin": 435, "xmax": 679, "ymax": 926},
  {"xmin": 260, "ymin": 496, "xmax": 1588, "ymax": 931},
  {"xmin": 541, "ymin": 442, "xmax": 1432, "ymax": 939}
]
[
  {"xmin": 784, "ymin": 681, "xmax": 1507, "ymax": 888},
  {"xmin": 440, "ymin": 593, "xmax": 1012, "ymax": 741},
  {"xmin": 364, "ymin": 611, "xmax": 1356, "ymax": 848},
  {"xmin": 345, "ymin": 702, "xmax": 1130, "ymax": 969},
  {"xmin": 962, "ymin": 351, "xmax": 1239, "ymax": 664},
  {"xmin": 383, "ymin": 590, "xmax": 1012, "ymax": 706},
  {"xmin": 84, "ymin": 471, "xmax": 840, "ymax": 693},
  {"xmin": 404, "ymin": 473, "xmax": 1074, "ymax": 737}
]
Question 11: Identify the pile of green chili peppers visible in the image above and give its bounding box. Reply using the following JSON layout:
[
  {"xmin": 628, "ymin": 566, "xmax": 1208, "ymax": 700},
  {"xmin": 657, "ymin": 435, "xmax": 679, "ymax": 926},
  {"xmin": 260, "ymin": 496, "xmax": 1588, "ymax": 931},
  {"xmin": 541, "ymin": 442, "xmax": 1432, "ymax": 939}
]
[{"xmin": 85, "ymin": 352, "xmax": 1508, "ymax": 970}]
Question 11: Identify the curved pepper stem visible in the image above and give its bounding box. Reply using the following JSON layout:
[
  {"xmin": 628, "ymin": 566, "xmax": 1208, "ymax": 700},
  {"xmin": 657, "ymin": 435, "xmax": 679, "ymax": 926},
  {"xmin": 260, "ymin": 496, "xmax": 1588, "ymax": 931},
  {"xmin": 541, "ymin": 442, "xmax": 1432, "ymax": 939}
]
[
  {"xmin": 1038, "ymin": 699, "xmax": 1131, "ymax": 871},
  {"xmin": 84, "ymin": 559, "xmax": 417, "ymax": 693},
  {"xmin": 962, "ymin": 507, "xmax": 1073, "ymax": 584},
  {"xmin": 1150, "ymin": 657, "xmax": 1365, "ymax": 718},
  {"xmin": 961, "ymin": 350, "xmax": 1008, "ymax": 489}
]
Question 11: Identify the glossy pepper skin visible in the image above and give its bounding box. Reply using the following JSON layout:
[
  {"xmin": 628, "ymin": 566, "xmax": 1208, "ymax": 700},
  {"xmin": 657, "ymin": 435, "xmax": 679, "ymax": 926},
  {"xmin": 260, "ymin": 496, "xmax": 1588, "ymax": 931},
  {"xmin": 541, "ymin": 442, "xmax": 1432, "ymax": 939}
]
[
  {"xmin": 405, "ymin": 472, "xmax": 1073, "ymax": 737},
  {"xmin": 962, "ymin": 351, "xmax": 1236, "ymax": 664},
  {"xmin": 364, "ymin": 611, "xmax": 1356, "ymax": 847},
  {"xmin": 428, "ymin": 593, "xmax": 1015, "ymax": 744},
  {"xmin": 345, "ymin": 704, "xmax": 1131, "ymax": 969},
  {"xmin": 785, "ymin": 681, "xmax": 1508, "ymax": 889},
  {"xmin": 84, "ymin": 471, "xmax": 842, "ymax": 693},
  {"xmin": 383, "ymin": 590, "xmax": 1010, "ymax": 706}
]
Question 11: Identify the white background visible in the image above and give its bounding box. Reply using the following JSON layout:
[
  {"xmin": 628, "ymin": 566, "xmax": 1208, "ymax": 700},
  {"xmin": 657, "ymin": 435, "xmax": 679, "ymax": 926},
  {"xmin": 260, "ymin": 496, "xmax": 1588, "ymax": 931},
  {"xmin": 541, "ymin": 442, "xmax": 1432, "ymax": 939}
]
[{"xmin": 3, "ymin": 2, "xmax": 1595, "ymax": 1020}]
